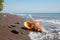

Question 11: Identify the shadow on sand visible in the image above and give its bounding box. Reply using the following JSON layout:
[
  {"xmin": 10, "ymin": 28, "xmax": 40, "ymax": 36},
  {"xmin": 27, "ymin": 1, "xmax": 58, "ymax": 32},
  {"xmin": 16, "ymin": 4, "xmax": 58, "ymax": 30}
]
[{"xmin": 21, "ymin": 27, "xmax": 40, "ymax": 32}]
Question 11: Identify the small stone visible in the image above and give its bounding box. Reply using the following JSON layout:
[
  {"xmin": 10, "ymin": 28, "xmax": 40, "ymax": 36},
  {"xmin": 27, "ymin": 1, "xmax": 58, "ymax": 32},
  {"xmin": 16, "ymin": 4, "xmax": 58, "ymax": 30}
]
[
  {"xmin": 4, "ymin": 15, "xmax": 6, "ymax": 17},
  {"xmin": 8, "ymin": 26, "xmax": 11, "ymax": 28},
  {"xmin": 15, "ymin": 22, "xmax": 20, "ymax": 24},
  {"xmin": 11, "ymin": 24, "xmax": 16, "ymax": 27},
  {"xmin": 52, "ymin": 30, "xmax": 58, "ymax": 33},
  {"xmin": 11, "ymin": 27, "xmax": 19, "ymax": 34}
]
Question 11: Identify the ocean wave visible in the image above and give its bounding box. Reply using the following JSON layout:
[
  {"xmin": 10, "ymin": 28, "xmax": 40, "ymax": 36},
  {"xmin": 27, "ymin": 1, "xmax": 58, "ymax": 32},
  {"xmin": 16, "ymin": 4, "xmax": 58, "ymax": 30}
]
[{"xmin": 36, "ymin": 19, "xmax": 60, "ymax": 25}]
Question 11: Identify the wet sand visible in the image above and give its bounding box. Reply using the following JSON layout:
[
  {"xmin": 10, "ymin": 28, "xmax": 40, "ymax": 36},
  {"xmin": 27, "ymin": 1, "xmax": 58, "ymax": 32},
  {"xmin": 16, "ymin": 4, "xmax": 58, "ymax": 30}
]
[{"xmin": 0, "ymin": 13, "xmax": 30, "ymax": 40}]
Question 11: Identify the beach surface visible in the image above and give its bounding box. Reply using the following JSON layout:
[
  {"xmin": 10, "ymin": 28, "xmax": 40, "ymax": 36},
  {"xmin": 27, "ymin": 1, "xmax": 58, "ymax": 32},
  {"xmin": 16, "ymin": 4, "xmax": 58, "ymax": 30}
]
[
  {"xmin": 0, "ymin": 13, "xmax": 60, "ymax": 40},
  {"xmin": 0, "ymin": 13, "xmax": 30, "ymax": 40}
]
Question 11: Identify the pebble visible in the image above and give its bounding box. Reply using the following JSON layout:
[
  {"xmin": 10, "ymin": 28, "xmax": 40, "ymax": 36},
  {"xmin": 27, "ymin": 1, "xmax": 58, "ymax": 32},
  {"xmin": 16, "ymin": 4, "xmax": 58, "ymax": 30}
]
[
  {"xmin": 4, "ymin": 15, "xmax": 6, "ymax": 17},
  {"xmin": 11, "ymin": 27, "xmax": 19, "ymax": 34},
  {"xmin": 8, "ymin": 26, "xmax": 11, "ymax": 28},
  {"xmin": 11, "ymin": 24, "xmax": 16, "ymax": 27},
  {"xmin": 15, "ymin": 22, "xmax": 20, "ymax": 24}
]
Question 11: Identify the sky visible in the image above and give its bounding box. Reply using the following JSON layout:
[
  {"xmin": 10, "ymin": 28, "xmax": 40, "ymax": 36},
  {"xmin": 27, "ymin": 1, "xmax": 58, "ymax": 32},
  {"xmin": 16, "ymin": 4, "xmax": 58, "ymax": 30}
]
[{"xmin": 2, "ymin": 0, "xmax": 60, "ymax": 13}]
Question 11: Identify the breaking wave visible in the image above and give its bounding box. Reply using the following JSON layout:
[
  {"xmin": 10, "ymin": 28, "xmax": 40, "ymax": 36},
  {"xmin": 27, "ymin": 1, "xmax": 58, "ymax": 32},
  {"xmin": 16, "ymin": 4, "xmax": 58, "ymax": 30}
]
[{"xmin": 36, "ymin": 19, "xmax": 60, "ymax": 25}]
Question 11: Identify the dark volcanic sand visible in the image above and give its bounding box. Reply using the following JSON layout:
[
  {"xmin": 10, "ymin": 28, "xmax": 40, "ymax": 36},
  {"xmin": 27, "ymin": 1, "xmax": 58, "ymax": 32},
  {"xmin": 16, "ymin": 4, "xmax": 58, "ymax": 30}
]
[{"xmin": 0, "ymin": 13, "xmax": 30, "ymax": 40}]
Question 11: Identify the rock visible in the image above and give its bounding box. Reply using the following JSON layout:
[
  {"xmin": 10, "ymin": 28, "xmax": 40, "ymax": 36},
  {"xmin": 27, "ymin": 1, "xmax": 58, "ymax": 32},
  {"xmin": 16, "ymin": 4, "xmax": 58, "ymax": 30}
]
[
  {"xmin": 52, "ymin": 30, "xmax": 57, "ymax": 33},
  {"xmin": 11, "ymin": 27, "xmax": 19, "ymax": 34},
  {"xmin": 15, "ymin": 22, "xmax": 20, "ymax": 24},
  {"xmin": 11, "ymin": 24, "xmax": 16, "ymax": 27},
  {"xmin": 8, "ymin": 26, "xmax": 11, "ymax": 28},
  {"xmin": 4, "ymin": 15, "xmax": 6, "ymax": 17}
]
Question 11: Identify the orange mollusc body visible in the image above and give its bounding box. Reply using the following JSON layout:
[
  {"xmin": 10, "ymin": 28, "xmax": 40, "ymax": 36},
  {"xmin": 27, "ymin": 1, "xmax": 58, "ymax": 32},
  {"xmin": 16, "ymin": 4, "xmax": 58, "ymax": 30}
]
[
  {"xmin": 24, "ymin": 21, "xmax": 43, "ymax": 32},
  {"xmin": 24, "ymin": 21, "xmax": 32, "ymax": 30},
  {"xmin": 32, "ymin": 21, "xmax": 43, "ymax": 32}
]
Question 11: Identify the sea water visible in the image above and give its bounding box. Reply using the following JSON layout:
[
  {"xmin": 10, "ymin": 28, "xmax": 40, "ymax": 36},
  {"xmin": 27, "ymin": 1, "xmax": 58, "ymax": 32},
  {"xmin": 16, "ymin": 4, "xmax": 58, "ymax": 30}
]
[{"xmin": 12, "ymin": 13, "xmax": 60, "ymax": 40}]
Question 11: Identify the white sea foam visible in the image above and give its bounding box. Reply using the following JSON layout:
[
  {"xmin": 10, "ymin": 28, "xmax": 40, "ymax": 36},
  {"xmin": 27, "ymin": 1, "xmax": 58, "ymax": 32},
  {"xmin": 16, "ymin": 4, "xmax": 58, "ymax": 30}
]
[
  {"xmin": 36, "ymin": 19, "xmax": 60, "ymax": 25},
  {"xmin": 29, "ymin": 31, "xmax": 60, "ymax": 40},
  {"xmin": 29, "ymin": 32, "xmax": 52, "ymax": 40}
]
